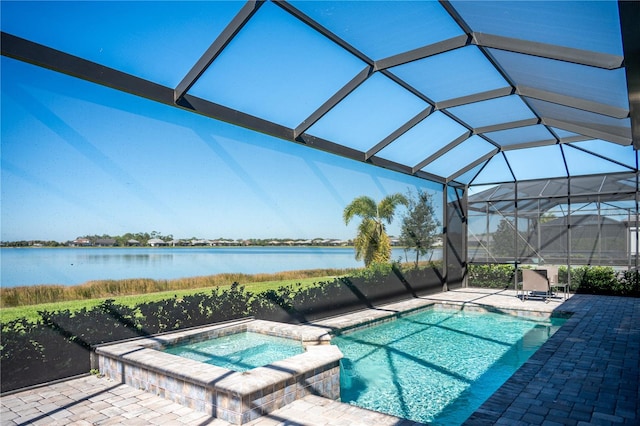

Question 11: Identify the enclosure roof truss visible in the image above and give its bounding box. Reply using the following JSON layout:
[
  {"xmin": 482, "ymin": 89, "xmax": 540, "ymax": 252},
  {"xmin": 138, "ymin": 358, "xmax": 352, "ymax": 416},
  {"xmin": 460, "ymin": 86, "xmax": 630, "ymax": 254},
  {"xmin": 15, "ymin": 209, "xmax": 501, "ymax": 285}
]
[{"xmin": 1, "ymin": 0, "xmax": 639, "ymax": 186}]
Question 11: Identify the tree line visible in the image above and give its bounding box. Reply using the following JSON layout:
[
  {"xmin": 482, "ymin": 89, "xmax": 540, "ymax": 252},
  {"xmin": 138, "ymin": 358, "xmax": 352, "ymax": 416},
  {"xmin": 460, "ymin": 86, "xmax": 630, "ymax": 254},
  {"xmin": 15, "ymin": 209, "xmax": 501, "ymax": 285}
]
[
  {"xmin": 1, "ymin": 233, "xmax": 352, "ymax": 248},
  {"xmin": 1, "ymin": 231, "xmax": 173, "ymax": 247}
]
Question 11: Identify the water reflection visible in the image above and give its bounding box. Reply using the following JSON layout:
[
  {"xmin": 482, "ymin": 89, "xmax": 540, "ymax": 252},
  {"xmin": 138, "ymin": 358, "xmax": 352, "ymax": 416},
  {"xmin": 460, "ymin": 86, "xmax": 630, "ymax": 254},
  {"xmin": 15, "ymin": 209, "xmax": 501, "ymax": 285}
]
[{"xmin": 76, "ymin": 253, "xmax": 174, "ymax": 265}]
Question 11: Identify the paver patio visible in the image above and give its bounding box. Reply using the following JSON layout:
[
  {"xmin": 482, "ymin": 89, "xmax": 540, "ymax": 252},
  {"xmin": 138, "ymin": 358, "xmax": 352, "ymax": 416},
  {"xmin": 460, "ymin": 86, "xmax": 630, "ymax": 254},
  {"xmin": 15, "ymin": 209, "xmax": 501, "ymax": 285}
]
[{"xmin": 1, "ymin": 289, "xmax": 638, "ymax": 425}]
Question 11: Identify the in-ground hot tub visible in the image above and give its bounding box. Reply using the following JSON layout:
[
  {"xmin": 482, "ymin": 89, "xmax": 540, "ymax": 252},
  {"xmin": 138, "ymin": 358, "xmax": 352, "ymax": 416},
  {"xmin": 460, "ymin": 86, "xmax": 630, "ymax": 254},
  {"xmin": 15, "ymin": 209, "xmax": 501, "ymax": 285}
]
[
  {"xmin": 95, "ymin": 319, "xmax": 341, "ymax": 424},
  {"xmin": 163, "ymin": 330, "xmax": 306, "ymax": 372}
]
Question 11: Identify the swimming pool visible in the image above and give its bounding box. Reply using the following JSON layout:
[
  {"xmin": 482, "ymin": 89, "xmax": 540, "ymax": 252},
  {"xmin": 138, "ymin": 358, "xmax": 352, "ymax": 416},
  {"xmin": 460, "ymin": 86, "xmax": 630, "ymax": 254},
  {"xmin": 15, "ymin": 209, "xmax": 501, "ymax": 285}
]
[
  {"xmin": 332, "ymin": 307, "xmax": 567, "ymax": 425},
  {"xmin": 163, "ymin": 331, "xmax": 304, "ymax": 372}
]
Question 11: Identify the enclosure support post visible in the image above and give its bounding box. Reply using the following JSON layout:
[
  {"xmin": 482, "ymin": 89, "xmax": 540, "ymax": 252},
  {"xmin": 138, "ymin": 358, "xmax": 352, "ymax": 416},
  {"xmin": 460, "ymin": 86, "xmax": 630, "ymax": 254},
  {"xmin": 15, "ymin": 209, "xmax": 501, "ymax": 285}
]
[
  {"xmin": 537, "ymin": 199, "xmax": 542, "ymax": 264},
  {"xmin": 598, "ymin": 200, "xmax": 603, "ymax": 264},
  {"xmin": 486, "ymin": 203, "xmax": 490, "ymax": 263},
  {"xmin": 567, "ymin": 177, "xmax": 572, "ymax": 290},
  {"xmin": 443, "ymin": 184, "xmax": 449, "ymax": 291},
  {"xmin": 514, "ymin": 181, "xmax": 519, "ymax": 291},
  {"xmin": 462, "ymin": 186, "xmax": 468, "ymax": 288},
  {"xmin": 635, "ymin": 170, "xmax": 639, "ymax": 269}
]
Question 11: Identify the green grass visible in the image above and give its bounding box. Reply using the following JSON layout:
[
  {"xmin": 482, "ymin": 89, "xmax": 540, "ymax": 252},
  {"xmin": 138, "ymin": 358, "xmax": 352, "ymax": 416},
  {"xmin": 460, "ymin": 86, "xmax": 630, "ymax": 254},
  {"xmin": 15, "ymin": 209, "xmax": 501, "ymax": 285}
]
[{"xmin": 0, "ymin": 276, "xmax": 333, "ymax": 324}]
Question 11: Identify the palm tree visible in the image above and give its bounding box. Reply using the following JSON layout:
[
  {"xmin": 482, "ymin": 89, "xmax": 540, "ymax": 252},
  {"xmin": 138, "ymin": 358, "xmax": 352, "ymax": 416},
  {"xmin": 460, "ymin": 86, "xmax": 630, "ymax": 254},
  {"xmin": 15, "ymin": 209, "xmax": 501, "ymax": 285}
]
[{"xmin": 343, "ymin": 193, "xmax": 408, "ymax": 267}]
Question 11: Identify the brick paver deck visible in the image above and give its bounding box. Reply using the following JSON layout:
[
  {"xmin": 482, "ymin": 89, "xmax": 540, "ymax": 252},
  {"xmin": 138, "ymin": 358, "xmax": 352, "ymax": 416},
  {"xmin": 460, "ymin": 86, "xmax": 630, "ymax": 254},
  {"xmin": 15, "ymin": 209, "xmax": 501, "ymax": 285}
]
[
  {"xmin": 464, "ymin": 291, "xmax": 639, "ymax": 425},
  {"xmin": 2, "ymin": 289, "xmax": 638, "ymax": 425}
]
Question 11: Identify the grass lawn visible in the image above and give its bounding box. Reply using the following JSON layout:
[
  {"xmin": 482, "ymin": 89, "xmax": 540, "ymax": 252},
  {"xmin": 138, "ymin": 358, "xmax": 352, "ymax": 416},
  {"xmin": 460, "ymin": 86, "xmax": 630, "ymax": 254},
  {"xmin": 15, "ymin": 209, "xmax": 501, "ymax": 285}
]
[{"xmin": 0, "ymin": 276, "xmax": 331, "ymax": 323}]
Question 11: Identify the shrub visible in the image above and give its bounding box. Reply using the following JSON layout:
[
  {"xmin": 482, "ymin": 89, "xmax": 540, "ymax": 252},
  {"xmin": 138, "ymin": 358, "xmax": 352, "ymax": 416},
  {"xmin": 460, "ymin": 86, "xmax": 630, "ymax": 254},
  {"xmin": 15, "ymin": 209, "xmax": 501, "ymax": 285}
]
[
  {"xmin": 350, "ymin": 261, "xmax": 396, "ymax": 281},
  {"xmin": 615, "ymin": 269, "xmax": 640, "ymax": 296},
  {"xmin": 468, "ymin": 264, "xmax": 516, "ymax": 288},
  {"xmin": 39, "ymin": 299, "xmax": 142, "ymax": 348},
  {"xmin": 560, "ymin": 266, "xmax": 617, "ymax": 295}
]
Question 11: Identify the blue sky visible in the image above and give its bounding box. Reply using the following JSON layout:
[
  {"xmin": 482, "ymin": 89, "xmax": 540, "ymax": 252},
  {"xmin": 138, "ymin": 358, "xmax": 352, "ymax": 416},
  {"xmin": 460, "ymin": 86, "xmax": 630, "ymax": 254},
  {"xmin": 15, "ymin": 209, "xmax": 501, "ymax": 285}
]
[
  {"xmin": 0, "ymin": 1, "xmax": 441, "ymax": 242},
  {"xmin": 1, "ymin": 55, "xmax": 441, "ymax": 242}
]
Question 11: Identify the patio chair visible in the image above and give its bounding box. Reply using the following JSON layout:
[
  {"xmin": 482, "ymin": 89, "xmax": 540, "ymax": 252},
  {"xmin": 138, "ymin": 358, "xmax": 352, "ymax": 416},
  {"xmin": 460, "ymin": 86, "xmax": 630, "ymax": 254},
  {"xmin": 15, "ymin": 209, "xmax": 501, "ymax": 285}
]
[
  {"xmin": 520, "ymin": 269, "xmax": 551, "ymax": 302},
  {"xmin": 544, "ymin": 266, "xmax": 569, "ymax": 300}
]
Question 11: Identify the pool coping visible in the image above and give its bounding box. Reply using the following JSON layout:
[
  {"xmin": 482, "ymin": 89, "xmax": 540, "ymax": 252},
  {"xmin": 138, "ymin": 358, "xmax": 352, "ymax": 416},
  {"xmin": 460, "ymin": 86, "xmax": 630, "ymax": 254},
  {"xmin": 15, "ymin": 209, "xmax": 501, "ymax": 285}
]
[{"xmin": 311, "ymin": 290, "xmax": 570, "ymax": 336}]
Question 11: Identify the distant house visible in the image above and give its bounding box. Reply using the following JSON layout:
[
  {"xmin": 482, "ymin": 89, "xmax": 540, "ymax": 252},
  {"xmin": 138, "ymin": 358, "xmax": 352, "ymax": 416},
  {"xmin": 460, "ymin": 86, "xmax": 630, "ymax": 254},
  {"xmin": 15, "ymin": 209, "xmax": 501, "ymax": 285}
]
[
  {"xmin": 148, "ymin": 238, "xmax": 167, "ymax": 247},
  {"xmin": 70, "ymin": 238, "xmax": 91, "ymax": 247},
  {"xmin": 127, "ymin": 239, "xmax": 141, "ymax": 246},
  {"xmin": 95, "ymin": 238, "xmax": 116, "ymax": 247}
]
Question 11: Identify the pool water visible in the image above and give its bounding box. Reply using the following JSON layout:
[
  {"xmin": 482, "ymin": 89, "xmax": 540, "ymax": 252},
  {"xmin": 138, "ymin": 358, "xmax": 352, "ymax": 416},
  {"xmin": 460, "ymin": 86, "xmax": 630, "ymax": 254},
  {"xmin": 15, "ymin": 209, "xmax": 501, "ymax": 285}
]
[
  {"xmin": 332, "ymin": 308, "xmax": 566, "ymax": 425},
  {"xmin": 164, "ymin": 331, "xmax": 304, "ymax": 372}
]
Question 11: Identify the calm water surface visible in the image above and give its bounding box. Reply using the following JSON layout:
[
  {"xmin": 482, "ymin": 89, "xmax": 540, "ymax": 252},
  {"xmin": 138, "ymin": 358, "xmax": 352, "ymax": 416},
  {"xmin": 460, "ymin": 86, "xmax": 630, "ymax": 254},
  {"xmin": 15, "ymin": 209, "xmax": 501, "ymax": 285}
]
[
  {"xmin": 164, "ymin": 332, "xmax": 304, "ymax": 372},
  {"xmin": 0, "ymin": 247, "xmax": 428, "ymax": 287},
  {"xmin": 333, "ymin": 308, "xmax": 566, "ymax": 425}
]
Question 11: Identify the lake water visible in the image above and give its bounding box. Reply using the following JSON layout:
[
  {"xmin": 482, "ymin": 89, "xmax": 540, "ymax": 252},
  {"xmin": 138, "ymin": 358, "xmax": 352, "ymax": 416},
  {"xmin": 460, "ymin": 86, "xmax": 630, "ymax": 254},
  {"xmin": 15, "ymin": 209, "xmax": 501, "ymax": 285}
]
[{"xmin": 0, "ymin": 247, "xmax": 434, "ymax": 287}]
